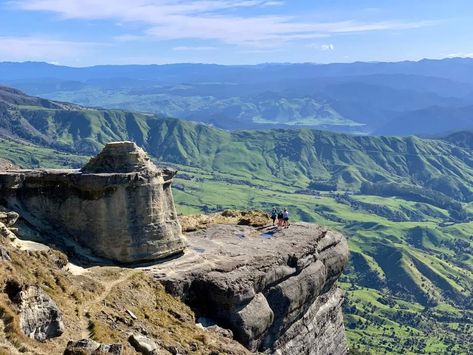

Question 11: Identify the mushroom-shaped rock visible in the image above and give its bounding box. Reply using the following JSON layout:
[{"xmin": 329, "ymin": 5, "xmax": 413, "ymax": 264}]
[{"xmin": 0, "ymin": 141, "xmax": 187, "ymax": 263}]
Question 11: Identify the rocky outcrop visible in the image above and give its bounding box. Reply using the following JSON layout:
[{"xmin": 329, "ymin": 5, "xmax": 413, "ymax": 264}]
[
  {"xmin": 128, "ymin": 333, "xmax": 158, "ymax": 354},
  {"xmin": 150, "ymin": 223, "xmax": 349, "ymax": 354},
  {"xmin": 0, "ymin": 158, "xmax": 18, "ymax": 171},
  {"xmin": 64, "ymin": 339, "xmax": 123, "ymax": 355},
  {"xmin": 6, "ymin": 284, "xmax": 65, "ymax": 341},
  {"xmin": 0, "ymin": 142, "xmax": 186, "ymax": 263},
  {"xmin": 0, "ymin": 245, "xmax": 10, "ymax": 261}
]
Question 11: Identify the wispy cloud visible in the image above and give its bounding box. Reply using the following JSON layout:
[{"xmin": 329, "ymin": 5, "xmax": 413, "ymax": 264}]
[
  {"xmin": 307, "ymin": 43, "xmax": 335, "ymax": 51},
  {"xmin": 447, "ymin": 52, "xmax": 473, "ymax": 58},
  {"xmin": 173, "ymin": 46, "xmax": 217, "ymax": 51},
  {"xmin": 0, "ymin": 36, "xmax": 101, "ymax": 62},
  {"xmin": 321, "ymin": 44, "xmax": 335, "ymax": 51},
  {"xmin": 12, "ymin": 1, "xmax": 435, "ymax": 48}
]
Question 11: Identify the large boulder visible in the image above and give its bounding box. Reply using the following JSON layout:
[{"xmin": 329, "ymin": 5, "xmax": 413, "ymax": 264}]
[
  {"xmin": 12, "ymin": 285, "xmax": 65, "ymax": 341},
  {"xmin": 128, "ymin": 333, "xmax": 158, "ymax": 354},
  {"xmin": 64, "ymin": 339, "xmax": 123, "ymax": 355}
]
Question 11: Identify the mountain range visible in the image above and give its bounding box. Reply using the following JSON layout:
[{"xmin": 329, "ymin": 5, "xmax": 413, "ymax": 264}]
[{"xmin": 1, "ymin": 58, "xmax": 473, "ymax": 136}]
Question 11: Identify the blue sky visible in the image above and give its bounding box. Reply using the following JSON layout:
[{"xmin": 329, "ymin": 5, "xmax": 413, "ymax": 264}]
[{"xmin": 0, "ymin": 0, "xmax": 472, "ymax": 66}]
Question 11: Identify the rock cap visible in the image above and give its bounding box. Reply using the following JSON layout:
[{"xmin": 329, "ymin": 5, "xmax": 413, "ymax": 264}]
[{"xmin": 81, "ymin": 141, "xmax": 158, "ymax": 174}]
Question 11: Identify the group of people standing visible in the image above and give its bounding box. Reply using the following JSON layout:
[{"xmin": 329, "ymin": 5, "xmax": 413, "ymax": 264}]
[{"xmin": 271, "ymin": 207, "xmax": 289, "ymax": 229}]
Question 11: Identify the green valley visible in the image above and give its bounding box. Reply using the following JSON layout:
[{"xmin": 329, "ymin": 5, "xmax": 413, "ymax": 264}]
[{"xmin": 0, "ymin": 87, "xmax": 472, "ymax": 354}]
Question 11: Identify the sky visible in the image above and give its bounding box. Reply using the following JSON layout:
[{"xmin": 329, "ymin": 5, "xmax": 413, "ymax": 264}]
[{"xmin": 0, "ymin": 0, "xmax": 473, "ymax": 66}]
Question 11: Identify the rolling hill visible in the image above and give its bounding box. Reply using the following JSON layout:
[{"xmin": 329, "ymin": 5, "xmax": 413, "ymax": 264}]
[
  {"xmin": 2, "ymin": 59, "xmax": 473, "ymax": 136},
  {"xmin": 0, "ymin": 87, "xmax": 472, "ymax": 354}
]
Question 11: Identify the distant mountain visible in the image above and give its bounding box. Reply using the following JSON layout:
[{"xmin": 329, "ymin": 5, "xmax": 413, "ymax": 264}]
[
  {"xmin": 1, "ymin": 59, "xmax": 473, "ymax": 135},
  {"xmin": 1, "ymin": 86, "xmax": 472, "ymax": 209},
  {"xmin": 443, "ymin": 130, "xmax": 473, "ymax": 149},
  {"xmin": 376, "ymin": 105, "xmax": 473, "ymax": 136}
]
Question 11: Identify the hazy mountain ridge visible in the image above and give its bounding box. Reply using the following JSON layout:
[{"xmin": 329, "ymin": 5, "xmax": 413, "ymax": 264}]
[
  {"xmin": 2, "ymin": 58, "xmax": 473, "ymax": 135},
  {"xmin": 1, "ymin": 86, "xmax": 472, "ymax": 210}
]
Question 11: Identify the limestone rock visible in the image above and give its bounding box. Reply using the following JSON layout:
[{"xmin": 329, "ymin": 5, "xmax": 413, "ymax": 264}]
[
  {"xmin": 0, "ymin": 211, "xmax": 19, "ymax": 226},
  {"xmin": 81, "ymin": 141, "xmax": 158, "ymax": 174},
  {"xmin": 15, "ymin": 285, "xmax": 64, "ymax": 341},
  {"xmin": 128, "ymin": 333, "xmax": 158, "ymax": 354},
  {"xmin": 0, "ymin": 222, "xmax": 16, "ymax": 240},
  {"xmin": 64, "ymin": 339, "xmax": 123, "ymax": 354},
  {"xmin": 0, "ymin": 245, "xmax": 11, "ymax": 261},
  {"xmin": 151, "ymin": 223, "xmax": 349, "ymax": 354},
  {"xmin": 234, "ymin": 293, "xmax": 274, "ymax": 350},
  {"xmin": 0, "ymin": 141, "xmax": 186, "ymax": 263},
  {"xmin": 0, "ymin": 158, "xmax": 18, "ymax": 171}
]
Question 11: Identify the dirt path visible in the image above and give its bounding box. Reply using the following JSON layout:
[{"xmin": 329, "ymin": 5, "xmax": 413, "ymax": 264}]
[{"xmin": 79, "ymin": 269, "xmax": 140, "ymax": 339}]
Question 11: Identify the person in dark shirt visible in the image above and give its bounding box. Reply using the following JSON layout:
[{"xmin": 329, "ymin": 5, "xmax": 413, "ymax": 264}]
[{"xmin": 270, "ymin": 207, "xmax": 277, "ymax": 226}]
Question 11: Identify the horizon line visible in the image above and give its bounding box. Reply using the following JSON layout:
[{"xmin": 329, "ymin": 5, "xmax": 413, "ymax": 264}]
[{"xmin": 1, "ymin": 56, "xmax": 473, "ymax": 69}]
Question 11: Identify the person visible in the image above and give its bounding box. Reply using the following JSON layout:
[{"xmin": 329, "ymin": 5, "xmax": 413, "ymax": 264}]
[
  {"xmin": 270, "ymin": 207, "xmax": 277, "ymax": 226},
  {"xmin": 283, "ymin": 208, "xmax": 289, "ymax": 228},
  {"xmin": 277, "ymin": 209, "xmax": 284, "ymax": 228}
]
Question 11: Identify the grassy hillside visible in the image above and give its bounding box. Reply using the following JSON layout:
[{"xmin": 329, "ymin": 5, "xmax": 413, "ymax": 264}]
[
  {"xmin": 0, "ymin": 88, "xmax": 472, "ymax": 354},
  {"xmin": 2, "ymin": 86, "xmax": 473, "ymax": 206}
]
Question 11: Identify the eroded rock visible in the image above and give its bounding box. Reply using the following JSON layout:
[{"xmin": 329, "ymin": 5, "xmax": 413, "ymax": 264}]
[
  {"xmin": 0, "ymin": 222, "xmax": 16, "ymax": 240},
  {"xmin": 0, "ymin": 158, "xmax": 18, "ymax": 171},
  {"xmin": 64, "ymin": 339, "xmax": 123, "ymax": 355},
  {"xmin": 0, "ymin": 141, "xmax": 187, "ymax": 263},
  {"xmin": 15, "ymin": 285, "xmax": 64, "ymax": 341},
  {"xmin": 0, "ymin": 211, "xmax": 19, "ymax": 226},
  {"xmin": 128, "ymin": 333, "xmax": 158, "ymax": 354},
  {"xmin": 151, "ymin": 223, "xmax": 349, "ymax": 354},
  {"xmin": 0, "ymin": 245, "xmax": 11, "ymax": 261}
]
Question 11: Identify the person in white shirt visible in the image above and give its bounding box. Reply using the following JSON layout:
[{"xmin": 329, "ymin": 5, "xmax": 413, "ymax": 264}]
[{"xmin": 283, "ymin": 208, "xmax": 289, "ymax": 228}]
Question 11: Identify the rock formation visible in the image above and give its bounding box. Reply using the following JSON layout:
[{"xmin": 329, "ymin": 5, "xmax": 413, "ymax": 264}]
[
  {"xmin": 5, "ymin": 283, "xmax": 65, "ymax": 341},
  {"xmin": 0, "ymin": 142, "xmax": 186, "ymax": 263},
  {"xmin": 64, "ymin": 339, "xmax": 123, "ymax": 355},
  {"xmin": 150, "ymin": 223, "xmax": 349, "ymax": 354}
]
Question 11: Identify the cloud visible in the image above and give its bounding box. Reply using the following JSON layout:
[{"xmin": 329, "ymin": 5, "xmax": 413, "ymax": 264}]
[
  {"xmin": 12, "ymin": 1, "xmax": 435, "ymax": 48},
  {"xmin": 0, "ymin": 36, "xmax": 101, "ymax": 62},
  {"xmin": 173, "ymin": 46, "xmax": 217, "ymax": 51},
  {"xmin": 321, "ymin": 44, "xmax": 335, "ymax": 51},
  {"xmin": 306, "ymin": 43, "xmax": 335, "ymax": 51},
  {"xmin": 447, "ymin": 52, "xmax": 473, "ymax": 58}
]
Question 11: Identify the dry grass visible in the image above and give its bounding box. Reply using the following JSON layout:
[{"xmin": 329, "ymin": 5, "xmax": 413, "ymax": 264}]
[
  {"xmin": 0, "ymin": 224, "xmax": 249, "ymax": 354},
  {"xmin": 180, "ymin": 209, "xmax": 269, "ymax": 232}
]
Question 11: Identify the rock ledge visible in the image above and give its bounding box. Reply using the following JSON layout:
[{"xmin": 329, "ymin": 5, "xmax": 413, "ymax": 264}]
[{"xmin": 150, "ymin": 223, "xmax": 349, "ymax": 354}]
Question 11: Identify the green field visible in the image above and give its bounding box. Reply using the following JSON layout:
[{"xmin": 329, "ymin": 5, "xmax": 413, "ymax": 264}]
[{"xmin": 170, "ymin": 165, "xmax": 473, "ymax": 354}]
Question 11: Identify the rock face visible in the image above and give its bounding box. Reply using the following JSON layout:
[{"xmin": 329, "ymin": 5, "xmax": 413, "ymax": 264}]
[
  {"xmin": 0, "ymin": 245, "xmax": 10, "ymax": 261},
  {"xmin": 151, "ymin": 223, "xmax": 349, "ymax": 354},
  {"xmin": 12, "ymin": 285, "xmax": 65, "ymax": 341},
  {"xmin": 64, "ymin": 339, "xmax": 123, "ymax": 355},
  {"xmin": 0, "ymin": 142, "xmax": 186, "ymax": 263}
]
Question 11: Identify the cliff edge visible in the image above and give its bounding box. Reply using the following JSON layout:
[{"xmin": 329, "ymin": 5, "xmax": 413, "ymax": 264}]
[{"xmin": 150, "ymin": 222, "xmax": 349, "ymax": 354}]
